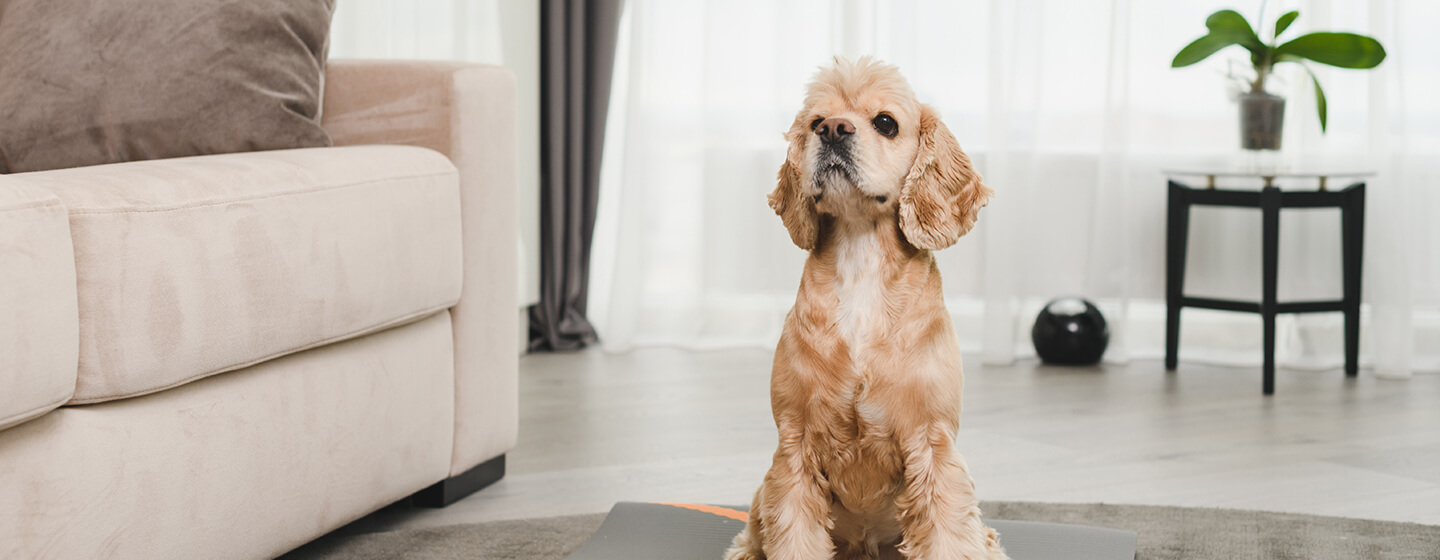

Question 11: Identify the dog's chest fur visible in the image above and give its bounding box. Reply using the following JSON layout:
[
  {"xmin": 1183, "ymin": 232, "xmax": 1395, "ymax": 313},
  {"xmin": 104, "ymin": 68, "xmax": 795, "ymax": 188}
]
[
  {"xmin": 824, "ymin": 226, "xmax": 906, "ymax": 518},
  {"xmin": 832, "ymin": 229, "xmax": 888, "ymax": 362}
]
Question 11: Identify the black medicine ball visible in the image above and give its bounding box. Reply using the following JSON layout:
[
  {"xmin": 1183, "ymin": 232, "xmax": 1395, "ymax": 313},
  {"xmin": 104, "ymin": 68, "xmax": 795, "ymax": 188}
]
[{"xmin": 1032, "ymin": 297, "xmax": 1109, "ymax": 365}]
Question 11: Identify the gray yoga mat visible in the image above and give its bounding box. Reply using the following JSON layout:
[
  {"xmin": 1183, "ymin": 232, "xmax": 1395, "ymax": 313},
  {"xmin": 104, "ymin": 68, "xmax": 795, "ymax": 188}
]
[{"xmin": 564, "ymin": 502, "xmax": 1137, "ymax": 560}]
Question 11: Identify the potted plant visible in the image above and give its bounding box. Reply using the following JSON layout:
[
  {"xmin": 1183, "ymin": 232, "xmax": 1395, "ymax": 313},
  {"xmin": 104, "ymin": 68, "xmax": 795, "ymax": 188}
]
[{"xmin": 1172, "ymin": 9, "xmax": 1386, "ymax": 150}]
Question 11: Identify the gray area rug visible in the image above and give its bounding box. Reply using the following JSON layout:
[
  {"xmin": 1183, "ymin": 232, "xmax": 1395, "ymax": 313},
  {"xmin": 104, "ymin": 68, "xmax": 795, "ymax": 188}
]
[{"xmin": 283, "ymin": 501, "xmax": 1440, "ymax": 560}]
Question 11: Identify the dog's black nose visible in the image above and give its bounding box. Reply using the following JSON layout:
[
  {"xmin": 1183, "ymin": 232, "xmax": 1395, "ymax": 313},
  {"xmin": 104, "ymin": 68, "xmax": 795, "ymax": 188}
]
[{"xmin": 815, "ymin": 117, "xmax": 856, "ymax": 143}]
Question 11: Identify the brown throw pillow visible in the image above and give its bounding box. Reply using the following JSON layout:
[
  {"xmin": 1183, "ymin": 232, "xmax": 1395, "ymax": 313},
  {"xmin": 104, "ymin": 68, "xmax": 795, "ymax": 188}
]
[{"xmin": 0, "ymin": 0, "xmax": 335, "ymax": 174}]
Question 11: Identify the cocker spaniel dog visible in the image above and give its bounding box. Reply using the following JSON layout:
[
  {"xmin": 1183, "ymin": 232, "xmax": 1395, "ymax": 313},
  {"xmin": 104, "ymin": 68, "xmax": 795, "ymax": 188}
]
[{"xmin": 724, "ymin": 58, "xmax": 1004, "ymax": 560}]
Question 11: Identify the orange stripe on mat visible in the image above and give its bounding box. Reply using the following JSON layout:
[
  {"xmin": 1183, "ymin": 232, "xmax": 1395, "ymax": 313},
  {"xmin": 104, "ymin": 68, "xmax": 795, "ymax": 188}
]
[{"xmin": 652, "ymin": 502, "xmax": 749, "ymax": 522}]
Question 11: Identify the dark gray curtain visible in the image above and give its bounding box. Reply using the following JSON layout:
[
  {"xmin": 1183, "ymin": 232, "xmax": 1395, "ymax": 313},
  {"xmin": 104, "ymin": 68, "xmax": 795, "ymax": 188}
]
[{"xmin": 528, "ymin": 0, "xmax": 624, "ymax": 352}]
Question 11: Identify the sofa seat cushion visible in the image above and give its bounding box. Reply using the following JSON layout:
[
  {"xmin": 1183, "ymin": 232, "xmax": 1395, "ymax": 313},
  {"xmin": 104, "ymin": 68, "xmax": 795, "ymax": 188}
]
[
  {"xmin": 0, "ymin": 186, "xmax": 79, "ymax": 429},
  {"xmin": 0, "ymin": 311, "xmax": 457, "ymax": 560},
  {"xmin": 7, "ymin": 145, "xmax": 463, "ymax": 404}
]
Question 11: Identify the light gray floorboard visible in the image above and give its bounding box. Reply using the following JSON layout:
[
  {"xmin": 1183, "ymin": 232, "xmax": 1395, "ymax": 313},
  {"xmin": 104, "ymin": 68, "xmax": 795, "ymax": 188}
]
[{"xmin": 342, "ymin": 348, "xmax": 1440, "ymax": 535}]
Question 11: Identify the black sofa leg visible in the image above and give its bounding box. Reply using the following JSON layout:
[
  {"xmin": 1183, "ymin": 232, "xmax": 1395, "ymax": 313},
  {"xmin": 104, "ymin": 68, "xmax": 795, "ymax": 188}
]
[{"xmin": 413, "ymin": 454, "xmax": 506, "ymax": 508}]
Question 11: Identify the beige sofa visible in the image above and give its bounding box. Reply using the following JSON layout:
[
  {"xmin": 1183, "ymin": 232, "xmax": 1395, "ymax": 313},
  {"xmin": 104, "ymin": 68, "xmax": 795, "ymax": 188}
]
[{"xmin": 0, "ymin": 60, "xmax": 519, "ymax": 559}]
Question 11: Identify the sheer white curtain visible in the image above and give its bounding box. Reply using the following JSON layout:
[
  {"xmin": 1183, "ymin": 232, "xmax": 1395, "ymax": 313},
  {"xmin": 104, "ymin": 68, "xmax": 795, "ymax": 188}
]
[
  {"xmin": 331, "ymin": 0, "xmax": 505, "ymax": 62},
  {"xmin": 590, "ymin": 0, "xmax": 1439, "ymax": 377}
]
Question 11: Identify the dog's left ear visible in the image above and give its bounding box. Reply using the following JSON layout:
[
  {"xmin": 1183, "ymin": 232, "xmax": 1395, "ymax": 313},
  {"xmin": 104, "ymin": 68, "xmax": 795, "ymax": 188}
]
[{"xmin": 898, "ymin": 104, "xmax": 993, "ymax": 251}]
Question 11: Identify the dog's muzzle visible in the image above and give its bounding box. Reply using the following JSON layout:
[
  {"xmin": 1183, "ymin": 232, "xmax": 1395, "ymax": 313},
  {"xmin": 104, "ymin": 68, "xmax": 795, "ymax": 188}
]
[
  {"xmin": 813, "ymin": 143, "xmax": 858, "ymax": 191},
  {"xmin": 810, "ymin": 117, "xmax": 860, "ymax": 198}
]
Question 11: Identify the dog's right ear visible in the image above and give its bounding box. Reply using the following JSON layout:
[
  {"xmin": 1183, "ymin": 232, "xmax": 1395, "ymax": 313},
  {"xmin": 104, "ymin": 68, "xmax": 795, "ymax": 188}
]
[
  {"xmin": 898, "ymin": 104, "xmax": 992, "ymax": 251},
  {"xmin": 769, "ymin": 114, "xmax": 819, "ymax": 251}
]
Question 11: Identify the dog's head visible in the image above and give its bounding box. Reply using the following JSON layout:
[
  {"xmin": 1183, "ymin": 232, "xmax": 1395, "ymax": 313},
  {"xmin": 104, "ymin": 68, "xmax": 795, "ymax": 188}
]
[{"xmin": 769, "ymin": 57, "xmax": 992, "ymax": 252}]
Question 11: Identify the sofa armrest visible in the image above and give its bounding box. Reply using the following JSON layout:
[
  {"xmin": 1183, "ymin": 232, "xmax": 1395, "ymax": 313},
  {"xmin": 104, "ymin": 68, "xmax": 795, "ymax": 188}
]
[{"xmin": 323, "ymin": 60, "xmax": 519, "ymax": 476}]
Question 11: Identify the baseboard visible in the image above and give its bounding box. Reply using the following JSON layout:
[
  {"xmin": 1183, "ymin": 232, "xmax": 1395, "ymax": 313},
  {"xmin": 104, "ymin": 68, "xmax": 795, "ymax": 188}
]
[{"xmin": 412, "ymin": 454, "xmax": 506, "ymax": 508}]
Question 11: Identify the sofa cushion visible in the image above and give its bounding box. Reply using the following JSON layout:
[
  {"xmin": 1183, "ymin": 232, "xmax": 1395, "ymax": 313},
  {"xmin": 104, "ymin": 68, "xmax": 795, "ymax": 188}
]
[
  {"xmin": 0, "ymin": 186, "xmax": 79, "ymax": 429},
  {"xmin": 6, "ymin": 145, "xmax": 463, "ymax": 404},
  {"xmin": 0, "ymin": 311, "xmax": 456, "ymax": 560},
  {"xmin": 0, "ymin": 0, "xmax": 335, "ymax": 173}
]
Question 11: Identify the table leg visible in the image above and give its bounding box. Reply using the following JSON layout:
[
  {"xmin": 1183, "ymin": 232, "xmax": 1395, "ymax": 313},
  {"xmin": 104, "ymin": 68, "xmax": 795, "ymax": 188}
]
[
  {"xmin": 1342, "ymin": 183, "xmax": 1366, "ymax": 377},
  {"xmin": 1165, "ymin": 181, "xmax": 1189, "ymax": 371},
  {"xmin": 1261, "ymin": 186, "xmax": 1281, "ymax": 395}
]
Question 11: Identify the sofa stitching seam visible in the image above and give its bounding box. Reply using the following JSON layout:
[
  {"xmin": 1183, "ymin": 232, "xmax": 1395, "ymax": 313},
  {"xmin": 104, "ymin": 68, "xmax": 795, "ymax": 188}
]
[
  {"xmin": 65, "ymin": 170, "xmax": 455, "ymax": 216},
  {"xmin": 0, "ymin": 199, "xmax": 64, "ymax": 214},
  {"xmin": 0, "ymin": 392, "xmax": 72, "ymax": 428},
  {"xmin": 69, "ymin": 301, "xmax": 459, "ymax": 405}
]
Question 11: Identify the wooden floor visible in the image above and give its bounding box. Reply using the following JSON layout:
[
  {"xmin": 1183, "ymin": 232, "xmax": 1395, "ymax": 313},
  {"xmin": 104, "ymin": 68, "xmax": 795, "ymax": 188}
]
[{"xmin": 346, "ymin": 348, "xmax": 1440, "ymax": 534}]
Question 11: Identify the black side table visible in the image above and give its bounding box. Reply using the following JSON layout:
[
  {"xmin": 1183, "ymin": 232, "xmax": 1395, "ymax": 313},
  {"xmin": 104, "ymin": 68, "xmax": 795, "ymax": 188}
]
[{"xmin": 1164, "ymin": 170, "xmax": 1368, "ymax": 395}]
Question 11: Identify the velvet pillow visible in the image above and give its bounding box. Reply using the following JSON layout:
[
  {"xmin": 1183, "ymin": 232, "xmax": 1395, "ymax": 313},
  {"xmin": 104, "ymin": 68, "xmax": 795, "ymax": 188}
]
[{"xmin": 0, "ymin": 0, "xmax": 335, "ymax": 174}]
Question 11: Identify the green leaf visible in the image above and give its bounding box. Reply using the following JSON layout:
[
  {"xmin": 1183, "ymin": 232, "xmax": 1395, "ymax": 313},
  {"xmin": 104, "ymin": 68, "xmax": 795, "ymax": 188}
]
[
  {"xmin": 1276, "ymin": 32, "xmax": 1387, "ymax": 68},
  {"xmin": 1172, "ymin": 34, "xmax": 1246, "ymax": 67},
  {"xmin": 1274, "ymin": 11, "xmax": 1299, "ymax": 40},
  {"xmin": 1205, "ymin": 9, "xmax": 1266, "ymax": 52},
  {"xmin": 1282, "ymin": 58, "xmax": 1329, "ymax": 132},
  {"xmin": 1172, "ymin": 10, "xmax": 1267, "ymax": 68},
  {"xmin": 1302, "ymin": 64, "xmax": 1329, "ymax": 132}
]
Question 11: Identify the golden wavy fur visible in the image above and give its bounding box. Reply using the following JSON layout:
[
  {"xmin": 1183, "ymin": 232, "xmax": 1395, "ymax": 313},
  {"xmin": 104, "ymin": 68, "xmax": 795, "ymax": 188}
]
[{"xmin": 724, "ymin": 57, "xmax": 1003, "ymax": 560}]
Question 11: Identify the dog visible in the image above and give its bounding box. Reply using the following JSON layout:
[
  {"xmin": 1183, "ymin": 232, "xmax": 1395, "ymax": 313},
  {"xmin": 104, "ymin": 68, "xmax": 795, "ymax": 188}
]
[{"xmin": 723, "ymin": 57, "xmax": 1004, "ymax": 560}]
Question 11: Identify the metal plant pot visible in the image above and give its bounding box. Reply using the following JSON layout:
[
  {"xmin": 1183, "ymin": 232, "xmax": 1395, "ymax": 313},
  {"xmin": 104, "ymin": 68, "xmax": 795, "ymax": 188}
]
[{"xmin": 1240, "ymin": 91, "xmax": 1285, "ymax": 151}]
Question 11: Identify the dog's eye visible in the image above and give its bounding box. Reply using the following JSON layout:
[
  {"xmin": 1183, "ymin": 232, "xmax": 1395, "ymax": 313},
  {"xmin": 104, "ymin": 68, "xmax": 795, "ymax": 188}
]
[
  {"xmin": 872, "ymin": 114, "xmax": 899, "ymax": 138},
  {"xmin": 810, "ymin": 117, "xmax": 823, "ymax": 131}
]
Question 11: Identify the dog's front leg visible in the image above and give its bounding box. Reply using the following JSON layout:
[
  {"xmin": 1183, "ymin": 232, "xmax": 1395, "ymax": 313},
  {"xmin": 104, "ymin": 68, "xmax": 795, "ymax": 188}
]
[
  {"xmin": 757, "ymin": 426, "xmax": 833, "ymax": 560},
  {"xmin": 895, "ymin": 424, "xmax": 1007, "ymax": 560}
]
